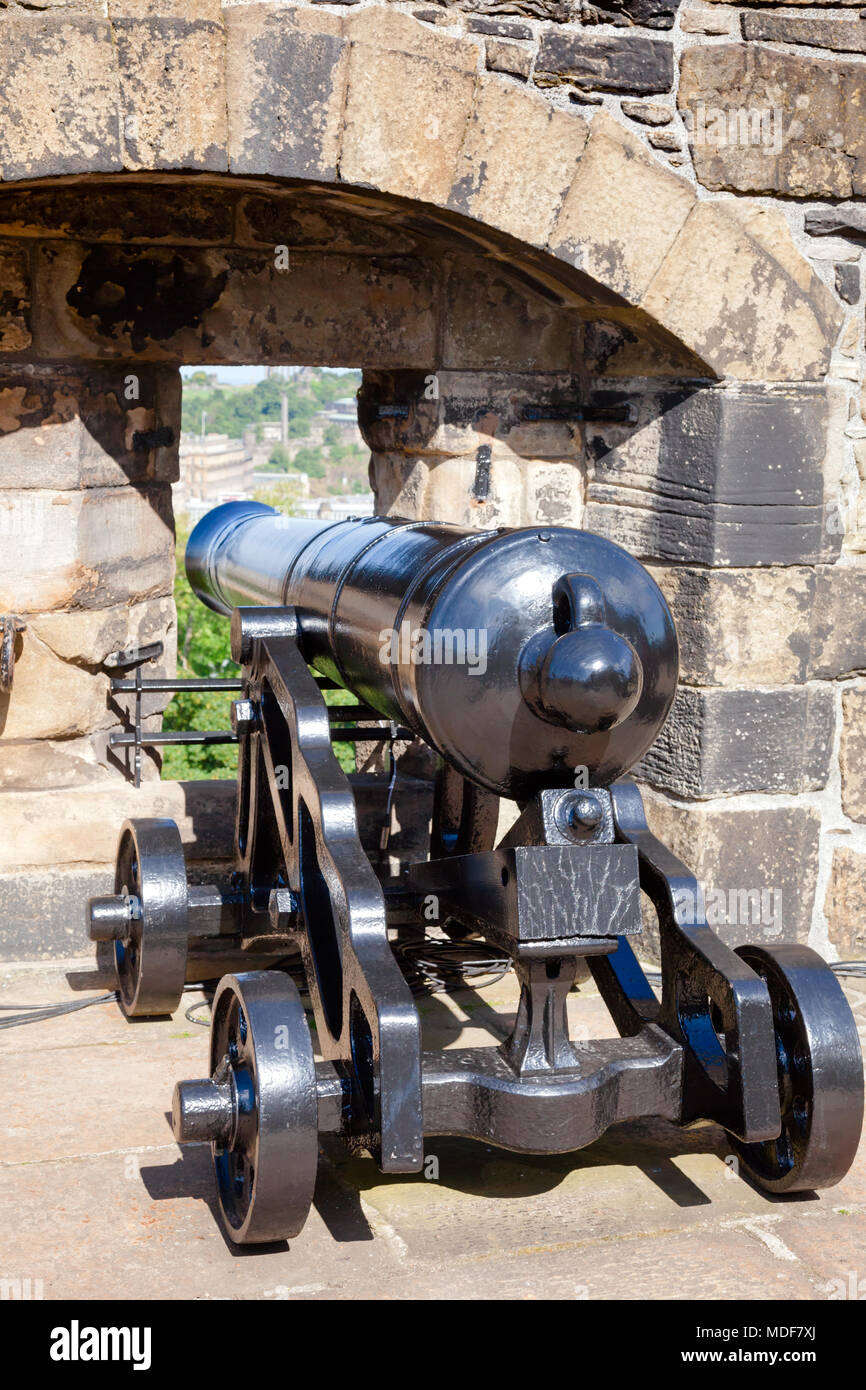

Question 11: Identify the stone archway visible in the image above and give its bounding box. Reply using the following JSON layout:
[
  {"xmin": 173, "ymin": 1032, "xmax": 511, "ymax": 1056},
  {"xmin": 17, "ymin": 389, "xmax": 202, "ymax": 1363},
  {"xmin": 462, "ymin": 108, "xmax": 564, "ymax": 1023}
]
[{"xmin": 0, "ymin": 2, "xmax": 856, "ymax": 959}]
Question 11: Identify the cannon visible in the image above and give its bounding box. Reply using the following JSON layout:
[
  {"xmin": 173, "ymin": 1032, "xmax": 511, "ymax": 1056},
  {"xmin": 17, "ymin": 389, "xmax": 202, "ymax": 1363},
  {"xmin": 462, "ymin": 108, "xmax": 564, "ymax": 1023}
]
[{"xmin": 90, "ymin": 502, "xmax": 863, "ymax": 1243}]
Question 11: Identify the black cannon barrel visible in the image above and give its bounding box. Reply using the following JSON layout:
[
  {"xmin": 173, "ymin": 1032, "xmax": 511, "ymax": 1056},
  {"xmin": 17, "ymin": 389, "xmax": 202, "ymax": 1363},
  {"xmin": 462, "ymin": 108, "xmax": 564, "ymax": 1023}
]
[{"xmin": 186, "ymin": 501, "xmax": 678, "ymax": 799}]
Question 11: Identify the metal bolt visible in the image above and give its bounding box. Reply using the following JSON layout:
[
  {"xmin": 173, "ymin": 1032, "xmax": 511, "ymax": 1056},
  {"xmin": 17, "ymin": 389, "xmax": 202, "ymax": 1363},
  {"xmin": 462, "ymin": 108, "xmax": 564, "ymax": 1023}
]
[
  {"xmin": 172, "ymin": 1075, "xmax": 235, "ymax": 1145},
  {"xmin": 231, "ymin": 698, "xmax": 257, "ymax": 736},
  {"xmin": 268, "ymin": 887, "xmax": 299, "ymax": 935},
  {"xmin": 88, "ymin": 893, "xmax": 142, "ymax": 942},
  {"xmin": 568, "ymin": 794, "xmax": 603, "ymax": 830},
  {"xmin": 555, "ymin": 792, "xmax": 604, "ymax": 839}
]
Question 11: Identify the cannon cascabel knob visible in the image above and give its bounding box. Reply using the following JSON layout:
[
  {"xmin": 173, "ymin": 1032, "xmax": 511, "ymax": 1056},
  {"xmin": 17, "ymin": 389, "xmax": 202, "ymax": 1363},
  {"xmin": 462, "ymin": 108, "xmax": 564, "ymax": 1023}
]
[
  {"xmin": 537, "ymin": 625, "xmax": 642, "ymax": 733},
  {"xmin": 523, "ymin": 572, "xmax": 643, "ymax": 734}
]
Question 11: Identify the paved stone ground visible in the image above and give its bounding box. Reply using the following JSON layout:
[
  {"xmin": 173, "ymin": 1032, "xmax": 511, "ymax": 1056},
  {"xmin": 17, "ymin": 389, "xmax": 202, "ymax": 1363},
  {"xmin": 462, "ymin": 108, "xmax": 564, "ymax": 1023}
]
[{"xmin": 1, "ymin": 956, "xmax": 865, "ymax": 1302}]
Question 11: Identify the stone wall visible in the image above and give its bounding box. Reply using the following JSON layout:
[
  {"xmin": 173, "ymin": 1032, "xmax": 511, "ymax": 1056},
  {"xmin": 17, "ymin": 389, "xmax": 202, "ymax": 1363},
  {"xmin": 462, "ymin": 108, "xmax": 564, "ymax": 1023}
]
[{"xmin": 0, "ymin": 0, "xmax": 863, "ymax": 963}]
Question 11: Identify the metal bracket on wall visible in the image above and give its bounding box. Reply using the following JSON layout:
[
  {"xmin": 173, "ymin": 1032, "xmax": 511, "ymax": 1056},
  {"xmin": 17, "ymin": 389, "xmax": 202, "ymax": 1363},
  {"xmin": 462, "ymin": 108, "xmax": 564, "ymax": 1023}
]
[
  {"xmin": 0, "ymin": 614, "xmax": 26, "ymax": 695},
  {"xmin": 521, "ymin": 400, "xmax": 638, "ymax": 425}
]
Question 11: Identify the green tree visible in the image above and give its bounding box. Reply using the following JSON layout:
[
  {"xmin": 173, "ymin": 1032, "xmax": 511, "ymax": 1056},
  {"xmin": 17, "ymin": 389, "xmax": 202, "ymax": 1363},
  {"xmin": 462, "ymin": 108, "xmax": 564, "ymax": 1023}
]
[
  {"xmin": 252, "ymin": 478, "xmax": 305, "ymax": 515},
  {"xmin": 161, "ymin": 517, "xmax": 239, "ymax": 780},
  {"xmin": 268, "ymin": 443, "xmax": 291, "ymax": 471},
  {"xmin": 292, "ymin": 446, "xmax": 326, "ymax": 479}
]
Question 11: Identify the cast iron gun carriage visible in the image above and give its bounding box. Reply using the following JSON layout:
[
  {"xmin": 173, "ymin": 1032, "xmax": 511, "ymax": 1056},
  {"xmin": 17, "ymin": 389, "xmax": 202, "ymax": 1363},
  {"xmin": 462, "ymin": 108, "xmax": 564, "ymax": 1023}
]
[{"xmin": 90, "ymin": 502, "xmax": 863, "ymax": 1244}]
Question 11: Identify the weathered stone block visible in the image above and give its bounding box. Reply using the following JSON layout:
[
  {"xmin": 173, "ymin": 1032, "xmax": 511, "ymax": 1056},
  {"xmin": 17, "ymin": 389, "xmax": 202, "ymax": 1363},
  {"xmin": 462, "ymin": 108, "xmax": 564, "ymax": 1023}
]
[
  {"xmin": 0, "ymin": 484, "xmax": 174, "ymax": 612},
  {"xmin": 0, "ymin": 13, "xmax": 122, "ymax": 179},
  {"xmin": 455, "ymin": 0, "xmax": 571, "ymax": 15},
  {"xmin": 679, "ymin": 44, "xmax": 866, "ymax": 199},
  {"xmin": 0, "ymin": 243, "xmax": 31, "ymax": 353},
  {"xmin": 341, "ymin": 9, "xmax": 479, "ymax": 203},
  {"xmin": 201, "ymin": 251, "xmax": 438, "ymax": 369},
  {"xmin": 345, "ymin": 4, "xmax": 477, "ymax": 63},
  {"xmin": 370, "ymin": 450, "xmax": 431, "ymax": 518},
  {"xmin": 226, "ymin": 4, "xmax": 349, "ymax": 180},
  {"xmin": 0, "ymin": 866, "xmax": 114, "ymax": 961},
  {"xmin": 835, "ymin": 263, "xmax": 861, "ymax": 304},
  {"xmin": 0, "ymin": 596, "xmax": 175, "ymax": 741},
  {"xmin": 811, "ymin": 566, "xmax": 866, "ymax": 679},
  {"xmin": 651, "ymin": 563, "xmax": 866, "ymax": 686},
  {"xmin": 0, "ymin": 777, "xmax": 236, "ymax": 872},
  {"xmin": 0, "ymin": 185, "xmax": 234, "ymax": 245},
  {"xmin": 680, "ymin": 4, "xmax": 737, "ymax": 35},
  {"xmin": 376, "ymin": 449, "xmax": 596, "ymax": 528},
  {"xmin": 33, "ymin": 241, "xmax": 233, "ymax": 359},
  {"xmin": 0, "ymin": 775, "xmax": 237, "ymax": 957},
  {"xmin": 360, "ymin": 370, "xmax": 584, "ymax": 462},
  {"xmin": 648, "ymin": 130, "xmax": 682, "ymax": 152},
  {"xmin": 741, "ymin": 13, "xmax": 866, "ymax": 55},
  {"xmin": 0, "ymin": 364, "xmax": 180, "ymax": 488},
  {"xmin": 108, "ymin": 0, "xmax": 221, "ymax": 16},
  {"xmin": 484, "ymin": 39, "xmax": 532, "ymax": 80},
  {"xmin": 651, "ymin": 566, "xmax": 815, "ymax": 687},
  {"xmin": 585, "ymin": 383, "xmax": 838, "ymax": 566},
  {"xmin": 641, "ymin": 686, "xmax": 836, "ymax": 798},
  {"xmin": 806, "ymin": 205, "xmax": 866, "ymax": 238},
  {"xmin": 235, "ymin": 193, "xmax": 417, "ymax": 255},
  {"xmin": 584, "ymin": 0, "xmax": 679, "ymax": 27},
  {"xmin": 643, "ymin": 788, "xmax": 820, "ymax": 948},
  {"xmin": 840, "ymin": 686, "xmax": 866, "ymax": 823},
  {"xmin": 362, "ymin": 369, "xmax": 586, "ymax": 525},
  {"xmin": 523, "ymin": 460, "xmax": 583, "ymax": 527},
  {"xmin": 113, "ymin": 16, "xmax": 228, "ymax": 171},
  {"xmin": 535, "ymin": 31, "xmax": 674, "ymax": 94},
  {"xmin": 0, "ymin": 738, "xmax": 124, "ymax": 793},
  {"xmin": 621, "ymin": 101, "xmax": 672, "ymax": 125},
  {"xmin": 467, "ymin": 18, "xmax": 533, "ymax": 39},
  {"xmin": 422, "ymin": 453, "xmax": 526, "ymax": 528},
  {"xmin": 450, "ymin": 77, "xmax": 587, "ymax": 249},
  {"xmin": 824, "ymin": 847, "xmax": 866, "ymax": 958},
  {"xmin": 550, "ymin": 111, "xmax": 694, "ymax": 301},
  {"xmin": 443, "ymin": 257, "xmax": 575, "ymax": 372},
  {"xmin": 33, "ymin": 242, "xmax": 439, "ymax": 368},
  {"xmin": 641, "ymin": 202, "xmax": 843, "ymax": 381}
]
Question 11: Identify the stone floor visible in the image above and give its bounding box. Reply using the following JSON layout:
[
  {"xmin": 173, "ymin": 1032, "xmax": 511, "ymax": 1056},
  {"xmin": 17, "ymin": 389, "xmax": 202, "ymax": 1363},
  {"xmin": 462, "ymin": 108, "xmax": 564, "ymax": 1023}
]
[{"xmin": 2, "ymin": 956, "xmax": 865, "ymax": 1302}]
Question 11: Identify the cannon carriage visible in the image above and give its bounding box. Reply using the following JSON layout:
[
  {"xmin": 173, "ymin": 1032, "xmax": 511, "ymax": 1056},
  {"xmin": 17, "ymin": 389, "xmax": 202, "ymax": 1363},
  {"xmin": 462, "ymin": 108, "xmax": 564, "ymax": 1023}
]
[{"xmin": 90, "ymin": 502, "xmax": 864, "ymax": 1244}]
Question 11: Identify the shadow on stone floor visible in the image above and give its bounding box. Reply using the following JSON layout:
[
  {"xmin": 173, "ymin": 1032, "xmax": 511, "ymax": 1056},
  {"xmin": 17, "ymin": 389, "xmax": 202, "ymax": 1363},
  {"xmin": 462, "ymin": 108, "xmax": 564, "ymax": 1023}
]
[{"xmin": 136, "ymin": 1111, "xmax": 818, "ymax": 1259}]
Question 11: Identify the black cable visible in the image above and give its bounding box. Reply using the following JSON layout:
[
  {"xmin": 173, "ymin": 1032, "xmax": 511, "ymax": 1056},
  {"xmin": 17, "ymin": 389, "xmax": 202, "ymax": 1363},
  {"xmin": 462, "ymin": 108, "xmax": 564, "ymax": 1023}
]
[
  {"xmin": 0, "ymin": 978, "xmax": 223, "ymax": 1031},
  {"xmin": 0, "ymin": 991, "xmax": 119, "ymax": 1030},
  {"xmin": 5, "ymin": 955, "xmax": 861, "ymax": 1031},
  {"xmin": 394, "ymin": 936, "xmax": 511, "ymax": 996},
  {"xmin": 831, "ymin": 961, "xmax": 866, "ymax": 979}
]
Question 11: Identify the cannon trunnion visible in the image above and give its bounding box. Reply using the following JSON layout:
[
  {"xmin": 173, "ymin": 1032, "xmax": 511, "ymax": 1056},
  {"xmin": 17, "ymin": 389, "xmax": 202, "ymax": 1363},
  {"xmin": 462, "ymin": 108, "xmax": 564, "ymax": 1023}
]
[{"xmin": 90, "ymin": 506, "xmax": 863, "ymax": 1244}]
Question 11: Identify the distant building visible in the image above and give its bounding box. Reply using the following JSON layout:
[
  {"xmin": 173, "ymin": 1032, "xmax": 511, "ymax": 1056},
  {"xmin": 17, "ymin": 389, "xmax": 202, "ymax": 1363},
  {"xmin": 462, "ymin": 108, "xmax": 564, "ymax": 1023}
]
[
  {"xmin": 176, "ymin": 434, "xmax": 254, "ymax": 510},
  {"xmin": 294, "ymin": 493, "xmax": 375, "ymax": 521},
  {"xmin": 324, "ymin": 396, "xmax": 358, "ymax": 422},
  {"xmin": 251, "ymin": 470, "xmax": 311, "ymax": 495},
  {"xmin": 183, "ymin": 371, "xmax": 220, "ymax": 389}
]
